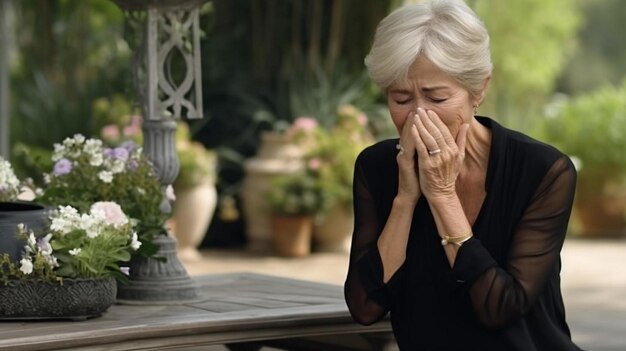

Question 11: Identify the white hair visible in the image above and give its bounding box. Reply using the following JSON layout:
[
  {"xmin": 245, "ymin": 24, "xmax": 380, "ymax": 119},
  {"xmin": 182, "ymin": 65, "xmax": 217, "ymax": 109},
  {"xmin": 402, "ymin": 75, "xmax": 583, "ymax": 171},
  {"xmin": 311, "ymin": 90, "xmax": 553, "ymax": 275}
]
[{"xmin": 365, "ymin": 0, "xmax": 492, "ymax": 97}]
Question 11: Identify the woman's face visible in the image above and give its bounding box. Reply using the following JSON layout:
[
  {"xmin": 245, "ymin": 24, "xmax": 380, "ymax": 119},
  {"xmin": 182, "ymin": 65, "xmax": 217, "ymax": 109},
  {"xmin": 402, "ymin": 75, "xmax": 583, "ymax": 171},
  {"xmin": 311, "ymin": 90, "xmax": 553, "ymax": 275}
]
[{"xmin": 387, "ymin": 56, "xmax": 478, "ymax": 139}]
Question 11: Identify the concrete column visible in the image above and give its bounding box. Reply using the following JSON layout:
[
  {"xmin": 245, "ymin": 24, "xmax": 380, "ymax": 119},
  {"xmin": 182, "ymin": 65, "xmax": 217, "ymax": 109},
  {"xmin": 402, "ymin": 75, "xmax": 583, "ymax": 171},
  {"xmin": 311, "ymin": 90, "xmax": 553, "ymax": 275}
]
[{"xmin": 0, "ymin": 0, "xmax": 11, "ymax": 159}]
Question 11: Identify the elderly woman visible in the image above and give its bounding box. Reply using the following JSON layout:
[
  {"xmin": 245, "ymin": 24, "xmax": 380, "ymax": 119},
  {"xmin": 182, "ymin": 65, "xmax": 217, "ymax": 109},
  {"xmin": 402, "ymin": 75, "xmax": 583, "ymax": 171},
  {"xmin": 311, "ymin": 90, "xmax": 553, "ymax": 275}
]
[{"xmin": 344, "ymin": 1, "xmax": 582, "ymax": 350}]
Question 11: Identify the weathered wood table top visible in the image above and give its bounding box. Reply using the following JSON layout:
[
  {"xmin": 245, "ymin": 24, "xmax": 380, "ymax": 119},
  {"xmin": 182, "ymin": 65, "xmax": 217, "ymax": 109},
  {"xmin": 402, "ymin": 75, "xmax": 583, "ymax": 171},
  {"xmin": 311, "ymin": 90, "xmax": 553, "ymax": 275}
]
[{"xmin": 0, "ymin": 273, "xmax": 392, "ymax": 351}]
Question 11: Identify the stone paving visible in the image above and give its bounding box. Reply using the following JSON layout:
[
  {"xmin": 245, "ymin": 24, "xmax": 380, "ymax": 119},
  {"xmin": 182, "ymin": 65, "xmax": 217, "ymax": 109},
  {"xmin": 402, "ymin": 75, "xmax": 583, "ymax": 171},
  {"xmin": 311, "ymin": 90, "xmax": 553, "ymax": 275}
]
[{"xmin": 184, "ymin": 237, "xmax": 626, "ymax": 351}]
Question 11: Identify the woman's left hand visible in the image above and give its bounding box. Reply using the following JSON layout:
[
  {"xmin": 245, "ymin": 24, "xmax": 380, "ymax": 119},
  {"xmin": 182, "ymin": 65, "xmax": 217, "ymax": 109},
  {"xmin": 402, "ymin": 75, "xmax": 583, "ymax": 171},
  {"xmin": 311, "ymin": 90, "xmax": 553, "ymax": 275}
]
[{"xmin": 411, "ymin": 108, "xmax": 469, "ymax": 201}]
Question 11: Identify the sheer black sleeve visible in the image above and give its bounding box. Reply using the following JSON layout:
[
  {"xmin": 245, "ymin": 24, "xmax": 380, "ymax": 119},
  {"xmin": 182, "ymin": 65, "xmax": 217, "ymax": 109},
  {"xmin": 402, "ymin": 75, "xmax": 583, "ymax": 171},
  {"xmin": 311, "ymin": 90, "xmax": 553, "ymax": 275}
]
[
  {"xmin": 450, "ymin": 155, "xmax": 577, "ymax": 329},
  {"xmin": 344, "ymin": 151, "xmax": 405, "ymax": 326}
]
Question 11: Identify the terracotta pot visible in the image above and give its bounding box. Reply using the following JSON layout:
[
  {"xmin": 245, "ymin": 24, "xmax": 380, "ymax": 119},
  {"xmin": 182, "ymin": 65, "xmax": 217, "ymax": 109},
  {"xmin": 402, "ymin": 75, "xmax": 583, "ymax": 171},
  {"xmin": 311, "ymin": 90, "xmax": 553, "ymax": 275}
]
[
  {"xmin": 270, "ymin": 215, "xmax": 313, "ymax": 257},
  {"xmin": 172, "ymin": 182, "xmax": 217, "ymax": 261},
  {"xmin": 313, "ymin": 204, "xmax": 354, "ymax": 252},
  {"xmin": 574, "ymin": 172, "xmax": 626, "ymax": 237}
]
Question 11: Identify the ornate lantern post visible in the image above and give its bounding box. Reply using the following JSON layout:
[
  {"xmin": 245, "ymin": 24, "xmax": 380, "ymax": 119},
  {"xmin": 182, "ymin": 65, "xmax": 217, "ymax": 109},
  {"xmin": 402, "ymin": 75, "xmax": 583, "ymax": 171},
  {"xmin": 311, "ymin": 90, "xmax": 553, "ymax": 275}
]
[{"xmin": 111, "ymin": 0, "xmax": 205, "ymax": 303}]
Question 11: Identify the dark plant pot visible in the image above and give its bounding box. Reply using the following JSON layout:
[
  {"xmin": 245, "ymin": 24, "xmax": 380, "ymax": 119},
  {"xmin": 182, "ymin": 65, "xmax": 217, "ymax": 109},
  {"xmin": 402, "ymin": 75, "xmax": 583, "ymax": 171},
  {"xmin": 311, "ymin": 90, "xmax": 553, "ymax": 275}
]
[
  {"xmin": 0, "ymin": 277, "xmax": 117, "ymax": 321},
  {"xmin": 0, "ymin": 201, "xmax": 49, "ymax": 261}
]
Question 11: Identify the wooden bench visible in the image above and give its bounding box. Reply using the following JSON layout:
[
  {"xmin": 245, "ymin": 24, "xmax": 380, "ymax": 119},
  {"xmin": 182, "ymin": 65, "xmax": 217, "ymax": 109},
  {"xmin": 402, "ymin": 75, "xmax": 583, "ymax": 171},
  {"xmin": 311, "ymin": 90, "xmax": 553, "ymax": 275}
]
[{"xmin": 0, "ymin": 272, "xmax": 394, "ymax": 350}]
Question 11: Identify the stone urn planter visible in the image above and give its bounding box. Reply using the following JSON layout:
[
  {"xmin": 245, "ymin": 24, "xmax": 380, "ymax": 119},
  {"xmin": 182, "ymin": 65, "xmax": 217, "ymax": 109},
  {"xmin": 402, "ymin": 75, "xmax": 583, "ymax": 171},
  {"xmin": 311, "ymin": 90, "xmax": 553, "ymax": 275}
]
[
  {"xmin": 0, "ymin": 277, "xmax": 116, "ymax": 321},
  {"xmin": 0, "ymin": 201, "xmax": 49, "ymax": 261},
  {"xmin": 242, "ymin": 131, "xmax": 304, "ymax": 252},
  {"xmin": 313, "ymin": 204, "xmax": 354, "ymax": 252},
  {"xmin": 172, "ymin": 182, "xmax": 217, "ymax": 261}
]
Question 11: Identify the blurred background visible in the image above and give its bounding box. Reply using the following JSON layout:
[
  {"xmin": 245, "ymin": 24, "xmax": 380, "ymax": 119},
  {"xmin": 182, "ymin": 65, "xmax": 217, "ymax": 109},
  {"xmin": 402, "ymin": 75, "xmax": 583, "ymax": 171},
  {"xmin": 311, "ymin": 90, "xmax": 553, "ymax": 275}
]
[{"xmin": 1, "ymin": 0, "xmax": 624, "ymax": 248}]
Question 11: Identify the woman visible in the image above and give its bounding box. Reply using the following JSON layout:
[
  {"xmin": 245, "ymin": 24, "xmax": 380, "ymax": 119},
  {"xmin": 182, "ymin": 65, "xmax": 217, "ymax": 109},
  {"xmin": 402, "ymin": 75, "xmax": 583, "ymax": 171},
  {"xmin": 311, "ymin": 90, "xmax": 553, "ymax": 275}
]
[{"xmin": 344, "ymin": 1, "xmax": 583, "ymax": 350}]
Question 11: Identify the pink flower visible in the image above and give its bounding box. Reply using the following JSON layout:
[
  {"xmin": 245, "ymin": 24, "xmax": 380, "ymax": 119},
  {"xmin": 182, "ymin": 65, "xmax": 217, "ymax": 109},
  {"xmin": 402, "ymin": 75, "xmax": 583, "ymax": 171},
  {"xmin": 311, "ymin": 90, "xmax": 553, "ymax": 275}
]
[
  {"xmin": 308, "ymin": 158, "xmax": 322, "ymax": 170},
  {"xmin": 91, "ymin": 201, "xmax": 129, "ymax": 226},
  {"xmin": 123, "ymin": 116, "xmax": 142, "ymax": 137},
  {"xmin": 292, "ymin": 117, "xmax": 318, "ymax": 133},
  {"xmin": 357, "ymin": 113, "xmax": 368, "ymax": 126},
  {"xmin": 101, "ymin": 124, "xmax": 120, "ymax": 141}
]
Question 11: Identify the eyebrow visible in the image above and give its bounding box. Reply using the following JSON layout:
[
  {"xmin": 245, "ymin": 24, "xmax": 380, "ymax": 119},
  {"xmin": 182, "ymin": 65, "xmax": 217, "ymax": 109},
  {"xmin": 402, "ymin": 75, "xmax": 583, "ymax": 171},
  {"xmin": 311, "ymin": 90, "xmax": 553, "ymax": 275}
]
[{"xmin": 389, "ymin": 86, "xmax": 449, "ymax": 94}]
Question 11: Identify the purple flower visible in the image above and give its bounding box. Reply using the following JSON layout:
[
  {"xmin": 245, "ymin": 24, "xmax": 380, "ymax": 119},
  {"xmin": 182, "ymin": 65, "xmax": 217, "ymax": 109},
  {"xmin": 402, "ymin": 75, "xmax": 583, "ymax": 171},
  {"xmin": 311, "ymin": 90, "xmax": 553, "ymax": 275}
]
[
  {"xmin": 104, "ymin": 148, "xmax": 116, "ymax": 158},
  {"xmin": 120, "ymin": 141, "xmax": 139, "ymax": 154},
  {"xmin": 112, "ymin": 147, "xmax": 129, "ymax": 161},
  {"xmin": 53, "ymin": 158, "xmax": 72, "ymax": 176},
  {"xmin": 127, "ymin": 159, "xmax": 139, "ymax": 171}
]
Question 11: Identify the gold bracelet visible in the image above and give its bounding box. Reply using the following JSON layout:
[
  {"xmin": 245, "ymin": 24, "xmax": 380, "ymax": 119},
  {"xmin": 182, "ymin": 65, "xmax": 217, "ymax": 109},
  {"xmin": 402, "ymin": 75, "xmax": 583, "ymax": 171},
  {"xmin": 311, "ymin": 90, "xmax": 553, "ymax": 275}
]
[{"xmin": 441, "ymin": 232, "xmax": 473, "ymax": 246}]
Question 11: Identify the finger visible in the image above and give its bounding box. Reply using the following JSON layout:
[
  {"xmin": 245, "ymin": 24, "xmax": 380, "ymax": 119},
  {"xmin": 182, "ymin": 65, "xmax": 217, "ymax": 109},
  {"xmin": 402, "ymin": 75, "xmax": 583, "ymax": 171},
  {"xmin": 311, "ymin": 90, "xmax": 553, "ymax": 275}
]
[
  {"xmin": 411, "ymin": 119, "xmax": 431, "ymax": 157},
  {"xmin": 426, "ymin": 110, "xmax": 455, "ymax": 146},
  {"xmin": 417, "ymin": 108, "xmax": 445, "ymax": 146},
  {"xmin": 399, "ymin": 111, "xmax": 417, "ymax": 158},
  {"xmin": 413, "ymin": 110, "xmax": 439, "ymax": 152}
]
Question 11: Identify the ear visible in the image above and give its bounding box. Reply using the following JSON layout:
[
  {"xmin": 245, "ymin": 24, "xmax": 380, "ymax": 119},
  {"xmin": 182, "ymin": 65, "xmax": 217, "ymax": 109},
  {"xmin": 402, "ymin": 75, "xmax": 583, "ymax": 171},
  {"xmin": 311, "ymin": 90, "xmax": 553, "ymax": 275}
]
[{"xmin": 474, "ymin": 75, "xmax": 492, "ymax": 107}]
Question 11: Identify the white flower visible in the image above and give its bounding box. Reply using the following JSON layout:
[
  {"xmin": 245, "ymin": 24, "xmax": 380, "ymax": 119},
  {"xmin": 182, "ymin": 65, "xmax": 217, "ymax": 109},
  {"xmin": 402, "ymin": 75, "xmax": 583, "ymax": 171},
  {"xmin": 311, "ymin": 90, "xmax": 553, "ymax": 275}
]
[
  {"xmin": 130, "ymin": 232, "xmax": 142, "ymax": 251},
  {"xmin": 91, "ymin": 201, "xmax": 128, "ymax": 227},
  {"xmin": 50, "ymin": 206, "xmax": 81, "ymax": 234},
  {"xmin": 38, "ymin": 233, "xmax": 53, "ymax": 255},
  {"xmin": 19, "ymin": 258, "xmax": 33, "ymax": 275},
  {"xmin": 166, "ymin": 185, "xmax": 176, "ymax": 202},
  {"xmin": 89, "ymin": 153, "xmax": 104, "ymax": 167},
  {"xmin": 98, "ymin": 171, "xmax": 113, "ymax": 183},
  {"xmin": 52, "ymin": 143, "xmax": 66, "ymax": 162},
  {"xmin": 83, "ymin": 139, "xmax": 102, "ymax": 156},
  {"xmin": 69, "ymin": 248, "xmax": 82, "ymax": 256},
  {"xmin": 137, "ymin": 188, "xmax": 146, "ymax": 195},
  {"xmin": 27, "ymin": 232, "xmax": 37, "ymax": 247},
  {"xmin": 73, "ymin": 134, "xmax": 85, "ymax": 144},
  {"xmin": 110, "ymin": 159, "xmax": 125, "ymax": 174},
  {"xmin": 0, "ymin": 157, "xmax": 20, "ymax": 201},
  {"xmin": 79, "ymin": 212, "xmax": 104, "ymax": 238},
  {"xmin": 45, "ymin": 254, "xmax": 59, "ymax": 268}
]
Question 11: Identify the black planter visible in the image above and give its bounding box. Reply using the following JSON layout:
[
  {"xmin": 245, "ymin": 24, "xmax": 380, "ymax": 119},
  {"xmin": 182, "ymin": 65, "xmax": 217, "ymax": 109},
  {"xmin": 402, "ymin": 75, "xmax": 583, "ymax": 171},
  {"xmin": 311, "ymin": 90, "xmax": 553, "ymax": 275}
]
[
  {"xmin": 0, "ymin": 202, "xmax": 49, "ymax": 261},
  {"xmin": 0, "ymin": 278, "xmax": 117, "ymax": 320}
]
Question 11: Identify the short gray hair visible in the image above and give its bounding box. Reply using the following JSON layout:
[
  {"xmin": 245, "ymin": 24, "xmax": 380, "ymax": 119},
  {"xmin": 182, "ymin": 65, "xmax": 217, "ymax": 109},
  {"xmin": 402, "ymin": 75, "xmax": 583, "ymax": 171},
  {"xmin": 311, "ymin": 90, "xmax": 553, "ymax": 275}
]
[{"xmin": 365, "ymin": 0, "xmax": 492, "ymax": 97}]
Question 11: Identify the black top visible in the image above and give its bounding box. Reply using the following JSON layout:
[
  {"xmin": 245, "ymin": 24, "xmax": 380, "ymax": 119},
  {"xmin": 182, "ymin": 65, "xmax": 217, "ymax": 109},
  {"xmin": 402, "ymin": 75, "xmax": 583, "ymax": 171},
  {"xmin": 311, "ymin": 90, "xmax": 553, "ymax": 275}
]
[{"xmin": 344, "ymin": 117, "xmax": 583, "ymax": 351}]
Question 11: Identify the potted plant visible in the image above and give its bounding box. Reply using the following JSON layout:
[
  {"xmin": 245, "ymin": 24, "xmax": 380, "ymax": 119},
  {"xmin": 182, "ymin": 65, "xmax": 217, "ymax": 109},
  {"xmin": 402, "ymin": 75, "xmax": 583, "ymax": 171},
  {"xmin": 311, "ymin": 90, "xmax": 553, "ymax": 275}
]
[
  {"xmin": 291, "ymin": 105, "xmax": 374, "ymax": 251},
  {"xmin": 170, "ymin": 122, "xmax": 218, "ymax": 261},
  {"xmin": 0, "ymin": 156, "xmax": 49, "ymax": 262},
  {"xmin": 538, "ymin": 80, "xmax": 626, "ymax": 237},
  {"xmin": 268, "ymin": 172, "xmax": 326, "ymax": 257},
  {"xmin": 0, "ymin": 201, "xmax": 140, "ymax": 320},
  {"xmin": 35, "ymin": 134, "xmax": 168, "ymax": 257}
]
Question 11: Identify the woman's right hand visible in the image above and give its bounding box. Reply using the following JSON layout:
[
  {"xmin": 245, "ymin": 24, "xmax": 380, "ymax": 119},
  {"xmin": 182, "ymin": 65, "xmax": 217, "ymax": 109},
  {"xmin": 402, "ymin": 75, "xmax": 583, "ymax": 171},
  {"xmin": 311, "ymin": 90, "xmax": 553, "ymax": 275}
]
[{"xmin": 396, "ymin": 110, "xmax": 421, "ymax": 204}]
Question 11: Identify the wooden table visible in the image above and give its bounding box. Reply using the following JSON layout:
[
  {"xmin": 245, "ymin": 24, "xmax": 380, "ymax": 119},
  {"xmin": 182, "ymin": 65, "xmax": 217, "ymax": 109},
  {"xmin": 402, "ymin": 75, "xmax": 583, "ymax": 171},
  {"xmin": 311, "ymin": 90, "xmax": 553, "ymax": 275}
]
[{"xmin": 0, "ymin": 273, "xmax": 393, "ymax": 351}]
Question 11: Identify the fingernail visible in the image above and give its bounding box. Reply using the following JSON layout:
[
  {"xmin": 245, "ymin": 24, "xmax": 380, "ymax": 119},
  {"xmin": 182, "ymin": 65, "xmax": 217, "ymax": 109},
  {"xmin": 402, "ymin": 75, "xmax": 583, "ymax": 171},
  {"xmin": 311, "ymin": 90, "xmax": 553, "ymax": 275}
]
[{"xmin": 417, "ymin": 107, "xmax": 424, "ymax": 114}]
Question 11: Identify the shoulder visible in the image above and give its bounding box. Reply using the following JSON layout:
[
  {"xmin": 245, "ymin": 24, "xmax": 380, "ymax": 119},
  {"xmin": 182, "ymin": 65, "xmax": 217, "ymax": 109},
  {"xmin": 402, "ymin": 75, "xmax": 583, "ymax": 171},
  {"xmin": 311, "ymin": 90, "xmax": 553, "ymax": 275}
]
[
  {"xmin": 357, "ymin": 138, "xmax": 399, "ymax": 167},
  {"xmin": 355, "ymin": 139, "xmax": 399, "ymax": 185},
  {"xmin": 487, "ymin": 117, "xmax": 569, "ymax": 172}
]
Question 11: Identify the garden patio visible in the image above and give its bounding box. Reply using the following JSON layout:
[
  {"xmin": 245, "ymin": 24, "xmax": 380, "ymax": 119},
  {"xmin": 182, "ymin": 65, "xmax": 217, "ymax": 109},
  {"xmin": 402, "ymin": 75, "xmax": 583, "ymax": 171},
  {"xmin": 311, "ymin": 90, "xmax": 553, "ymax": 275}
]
[{"xmin": 1, "ymin": 1, "xmax": 626, "ymax": 350}]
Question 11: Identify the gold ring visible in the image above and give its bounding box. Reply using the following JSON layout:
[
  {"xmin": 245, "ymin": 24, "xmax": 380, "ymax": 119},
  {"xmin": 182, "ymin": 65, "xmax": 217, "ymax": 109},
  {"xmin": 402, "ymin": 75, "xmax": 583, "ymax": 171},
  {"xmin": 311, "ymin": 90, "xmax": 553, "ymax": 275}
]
[{"xmin": 428, "ymin": 149, "xmax": 441, "ymax": 156}]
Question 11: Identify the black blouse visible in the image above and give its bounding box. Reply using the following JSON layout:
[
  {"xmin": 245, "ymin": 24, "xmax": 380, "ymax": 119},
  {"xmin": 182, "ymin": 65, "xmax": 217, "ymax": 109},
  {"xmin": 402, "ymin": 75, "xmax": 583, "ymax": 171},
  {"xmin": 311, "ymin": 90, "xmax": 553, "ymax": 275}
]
[{"xmin": 345, "ymin": 117, "xmax": 583, "ymax": 351}]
